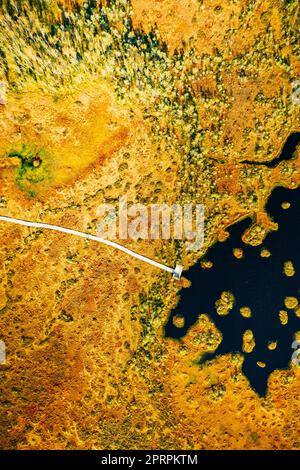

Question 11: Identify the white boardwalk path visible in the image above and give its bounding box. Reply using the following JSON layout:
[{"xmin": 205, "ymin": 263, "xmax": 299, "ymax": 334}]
[{"xmin": 0, "ymin": 215, "xmax": 183, "ymax": 279}]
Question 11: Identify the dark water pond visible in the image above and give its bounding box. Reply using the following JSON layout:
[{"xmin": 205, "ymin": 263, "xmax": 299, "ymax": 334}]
[{"xmin": 165, "ymin": 133, "xmax": 300, "ymax": 396}]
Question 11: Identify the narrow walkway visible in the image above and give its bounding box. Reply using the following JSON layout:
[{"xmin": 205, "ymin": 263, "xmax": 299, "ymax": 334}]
[{"xmin": 0, "ymin": 215, "xmax": 182, "ymax": 279}]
